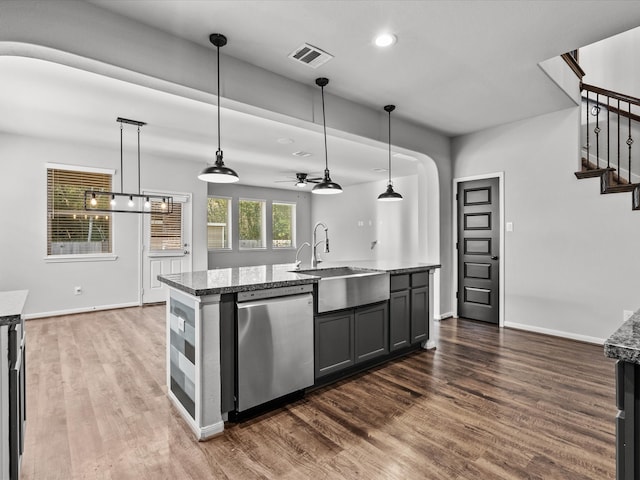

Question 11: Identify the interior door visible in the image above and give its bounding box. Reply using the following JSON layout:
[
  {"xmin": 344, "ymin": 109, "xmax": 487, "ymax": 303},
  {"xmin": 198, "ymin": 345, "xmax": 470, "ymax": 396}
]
[
  {"xmin": 142, "ymin": 192, "xmax": 192, "ymax": 304},
  {"xmin": 457, "ymin": 178, "xmax": 500, "ymax": 324}
]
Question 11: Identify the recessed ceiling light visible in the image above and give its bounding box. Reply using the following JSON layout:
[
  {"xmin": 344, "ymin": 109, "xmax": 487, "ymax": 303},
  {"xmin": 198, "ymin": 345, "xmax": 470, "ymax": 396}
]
[
  {"xmin": 374, "ymin": 33, "xmax": 397, "ymax": 48},
  {"xmin": 373, "ymin": 167, "xmax": 388, "ymax": 173},
  {"xmin": 292, "ymin": 151, "xmax": 312, "ymax": 158},
  {"xmin": 277, "ymin": 137, "xmax": 295, "ymax": 144}
]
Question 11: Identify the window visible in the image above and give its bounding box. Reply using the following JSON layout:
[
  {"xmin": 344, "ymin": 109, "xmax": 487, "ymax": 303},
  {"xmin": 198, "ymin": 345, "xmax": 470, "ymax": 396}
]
[
  {"xmin": 239, "ymin": 199, "xmax": 266, "ymax": 249},
  {"xmin": 150, "ymin": 201, "xmax": 183, "ymax": 252},
  {"xmin": 207, "ymin": 197, "xmax": 231, "ymax": 249},
  {"xmin": 272, "ymin": 202, "xmax": 296, "ymax": 248},
  {"xmin": 47, "ymin": 166, "xmax": 113, "ymax": 256}
]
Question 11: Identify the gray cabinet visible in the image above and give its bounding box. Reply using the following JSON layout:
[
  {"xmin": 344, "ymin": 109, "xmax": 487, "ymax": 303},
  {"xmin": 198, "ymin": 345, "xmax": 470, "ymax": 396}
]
[
  {"xmin": 314, "ymin": 311, "xmax": 354, "ymax": 378},
  {"xmin": 390, "ymin": 272, "xmax": 429, "ymax": 348},
  {"xmin": 389, "ymin": 290, "xmax": 410, "ymax": 351},
  {"xmin": 615, "ymin": 360, "xmax": 640, "ymax": 479},
  {"xmin": 315, "ymin": 302, "xmax": 389, "ymax": 379},
  {"xmin": 354, "ymin": 302, "xmax": 388, "ymax": 363}
]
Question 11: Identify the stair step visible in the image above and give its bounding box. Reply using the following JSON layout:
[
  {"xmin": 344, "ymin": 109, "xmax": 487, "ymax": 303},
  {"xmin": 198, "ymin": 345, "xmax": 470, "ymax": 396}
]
[{"xmin": 575, "ymin": 168, "xmax": 614, "ymax": 179}]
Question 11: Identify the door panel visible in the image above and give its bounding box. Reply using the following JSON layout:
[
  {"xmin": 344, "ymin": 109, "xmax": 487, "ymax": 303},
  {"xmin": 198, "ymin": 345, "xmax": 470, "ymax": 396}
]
[
  {"xmin": 457, "ymin": 178, "xmax": 499, "ymax": 324},
  {"xmin": 142, "ymin": 193, "xmax": 192, "ymax": 304}
]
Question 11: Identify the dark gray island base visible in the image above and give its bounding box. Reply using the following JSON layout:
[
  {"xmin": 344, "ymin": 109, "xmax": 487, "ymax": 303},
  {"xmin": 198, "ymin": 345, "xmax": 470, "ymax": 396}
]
[
  {"xmin": 605, "ymin": 311, "xmax": 640, "ymax": 480},
  {"xmin": 158, "ymin": 261, "xmax": 440, "ymax": 440}
]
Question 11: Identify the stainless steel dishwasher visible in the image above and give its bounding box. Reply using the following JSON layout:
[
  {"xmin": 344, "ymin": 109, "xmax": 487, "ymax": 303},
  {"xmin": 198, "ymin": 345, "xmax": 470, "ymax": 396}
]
[{"xmin": 236, "ymin": 284, "xmax": 314, "ymax": 412}]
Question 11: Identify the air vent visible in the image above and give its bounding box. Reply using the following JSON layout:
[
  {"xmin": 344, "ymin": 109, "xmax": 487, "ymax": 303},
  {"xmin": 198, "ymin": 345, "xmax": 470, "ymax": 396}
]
[
  {"xmin": 288, "ymin": 43, "xmax": 333, "ymax": 69},
  {"xmin": 292, "ymin": 151, "xmax": 312, "ymax": 158}
]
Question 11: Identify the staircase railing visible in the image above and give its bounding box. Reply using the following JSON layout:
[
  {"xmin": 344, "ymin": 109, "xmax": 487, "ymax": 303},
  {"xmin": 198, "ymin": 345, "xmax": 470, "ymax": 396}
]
[{"xmin": 581, "ymin": 83, "xmax": 640, "ymax": 185}]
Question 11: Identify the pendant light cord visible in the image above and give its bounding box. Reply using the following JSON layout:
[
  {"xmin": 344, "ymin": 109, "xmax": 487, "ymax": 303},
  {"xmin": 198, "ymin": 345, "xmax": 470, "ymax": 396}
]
[
  {"xmin": 120, "ymin": 123, "xmax": 124, "ymax": 193},
  {"xmin": 321, "ymin": 84, "xmax": 328, "ymax": 173},
  {"xmin": 388, "ymin": 108, "xmax": 392, "ymax": 185},
  {"xmin": 137, "ymin": 125, "xmax": 141, "ymax": 195},
  {"xmin": 217, "ymin": 42, "xmax": 221, "ymax": 155}
]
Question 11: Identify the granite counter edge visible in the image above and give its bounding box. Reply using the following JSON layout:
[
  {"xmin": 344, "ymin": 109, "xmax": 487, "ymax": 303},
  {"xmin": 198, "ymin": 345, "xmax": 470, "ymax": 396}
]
[{"xmin": 160, "ymin": 277, "xmax": 318, "ymax": 297}]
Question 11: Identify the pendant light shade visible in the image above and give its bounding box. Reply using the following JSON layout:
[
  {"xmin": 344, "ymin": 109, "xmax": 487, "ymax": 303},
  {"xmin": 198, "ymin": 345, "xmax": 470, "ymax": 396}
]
[
  {"xmin": 378, "ymin": 104, "xmax": 403, "ymax": 202},
  {"xmin": 312, "ymin": 77, "xmax": 342, "ymax": 195},
  {"xmin": 198, "ymin": 33, "xmax": 239, "ymax": 183}
]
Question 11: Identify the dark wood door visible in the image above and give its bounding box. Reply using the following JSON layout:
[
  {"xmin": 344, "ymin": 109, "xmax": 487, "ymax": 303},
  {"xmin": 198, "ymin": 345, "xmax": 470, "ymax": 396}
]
[{"xmin": 457, "ymin": 177, "xmax": 500, "ymax": 324}]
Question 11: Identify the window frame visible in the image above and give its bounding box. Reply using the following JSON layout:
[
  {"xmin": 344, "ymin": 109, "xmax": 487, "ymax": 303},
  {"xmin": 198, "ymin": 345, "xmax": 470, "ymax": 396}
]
[
  {"xmin": 207, "ymin": 196, "xmax": 232, "ymax": 251},
  {"xmin": 272, "ymin": 201, "xmax": 297, "ymax": 249},
  {"xmin": 45, "ymin": 163, "xmax": 117, "ymax": 263},
  {"xmin": 238, "ymin": 198, "xmax": 267, "ymax": 250}
]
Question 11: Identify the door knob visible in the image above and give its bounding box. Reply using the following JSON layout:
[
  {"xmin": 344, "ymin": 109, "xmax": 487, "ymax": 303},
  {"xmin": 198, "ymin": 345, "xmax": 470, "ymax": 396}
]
[{"xmin": 491, "ymin": 256, "xmax": 499, "ymax": 260}]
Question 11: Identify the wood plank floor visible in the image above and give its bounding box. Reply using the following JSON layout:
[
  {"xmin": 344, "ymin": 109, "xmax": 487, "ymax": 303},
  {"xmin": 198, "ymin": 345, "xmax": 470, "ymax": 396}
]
[{"xmin": 22, "ymin": 306, "xmax": 616, "ymax": 479}]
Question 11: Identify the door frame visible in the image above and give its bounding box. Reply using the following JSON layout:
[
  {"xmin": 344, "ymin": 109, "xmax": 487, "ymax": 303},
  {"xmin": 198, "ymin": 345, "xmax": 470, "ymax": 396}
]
[
  {"xmin": 452, "ymin": 172, "xmax": 505, "ymax": 327},
  {"xmin": 138, "ymin": 189, "xmax": 193, "ymax": 305}
]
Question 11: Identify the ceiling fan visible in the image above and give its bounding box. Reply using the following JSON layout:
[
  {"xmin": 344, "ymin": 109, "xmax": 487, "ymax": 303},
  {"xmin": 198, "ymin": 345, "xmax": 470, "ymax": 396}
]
[{"xmin": 276, "ymin": 172, "xmax": 323, "ymax": 188}]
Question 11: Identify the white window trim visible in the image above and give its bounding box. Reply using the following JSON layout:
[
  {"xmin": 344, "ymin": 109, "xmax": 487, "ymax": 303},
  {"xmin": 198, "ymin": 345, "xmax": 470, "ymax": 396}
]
[
  {"xmin": 207, "ymin": 196, "xmax": 232, "ymax": 251},
  {"xmin": 44, "ymin": 254, "xmax": 118, "ymax": 263},
  {"xmin": 46, "ymin": 162, "xmax": 116, "ymax": 176},
  {"xmin": 272, "ymin": 201, "xmax": 297, "ymax": 250},
  {"xmin": 239, "ymin": 198, "xmax": 267, "ymax": 250},
  {"xmin": 46, "ymin": 163, "xmax": 116, "ymax": 259}
]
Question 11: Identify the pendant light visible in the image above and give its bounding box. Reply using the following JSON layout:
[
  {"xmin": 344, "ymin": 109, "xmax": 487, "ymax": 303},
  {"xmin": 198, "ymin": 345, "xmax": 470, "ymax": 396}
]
[
  {"xmin": 378, "ymin": 105, "xmax": 403, "ymax": 201},
  {"xmin": 84, "ymin": 117, "xmax": 174, "ymax": 214},
  {"xmin": 312, "ymin": 77, "xmax": 342, "ymax": 195},
  {"xmin": 198, "ymin": 33, "xmax": 239, "ymax": 183}
]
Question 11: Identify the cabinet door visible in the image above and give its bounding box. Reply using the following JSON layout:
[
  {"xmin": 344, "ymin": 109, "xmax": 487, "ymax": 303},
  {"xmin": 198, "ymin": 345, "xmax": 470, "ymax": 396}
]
[
  {"xmin": 389, "ymin": 290, "xmax": 411, "ymax": 351},
  {"xmin": 410, "ymin": 286, "xmax": 429, "ymax": 343},
  {"xmin": 354, "ymin": 303, "xmax": 389, "ymax": 364},
  {"xmin": 315, "ymin": 312, "xmax": 354, "ymax": 378}
]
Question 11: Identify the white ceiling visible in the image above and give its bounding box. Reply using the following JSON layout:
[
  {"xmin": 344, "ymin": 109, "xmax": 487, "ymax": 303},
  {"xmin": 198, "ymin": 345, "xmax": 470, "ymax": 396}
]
[
  {"xmin": 3, "ymin": 1, "xmax": 640, "ymax": 191},
  {"xmin": 87, "ymin": 0, "xmax": 640, "ymax": 135}
]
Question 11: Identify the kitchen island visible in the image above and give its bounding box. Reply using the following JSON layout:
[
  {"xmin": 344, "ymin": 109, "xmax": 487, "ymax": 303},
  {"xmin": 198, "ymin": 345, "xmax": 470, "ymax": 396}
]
[
  {"xmin": 158, "ymin": 261, "xmax": 440, "ymax": 440},
  {"xmin": 605, "ymin": 310, "xmax": 640, "ymax": 479}
]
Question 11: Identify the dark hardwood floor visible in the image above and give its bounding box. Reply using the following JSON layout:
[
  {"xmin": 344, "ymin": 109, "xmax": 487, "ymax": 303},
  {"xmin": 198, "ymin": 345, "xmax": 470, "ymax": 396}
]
[{"xmin": 22, "ymin": 306, "xmax": 616, "ymax": 479}]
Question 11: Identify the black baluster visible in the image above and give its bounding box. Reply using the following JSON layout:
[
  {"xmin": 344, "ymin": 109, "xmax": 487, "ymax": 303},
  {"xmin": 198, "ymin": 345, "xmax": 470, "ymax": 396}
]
[
  {"xmin": 586, "ymin": 92, "xmax": 590, "ymax": 169},
  {"xmin": 607, "ymin": 96, "xmax": 610, "ymax": 170},
  {"xmin": 617, "ymin": 99, "xmax": 621, "ymax": 182},
  {"xmin": 595, "ymin": 94, "xmax": 600, "ymax": 169},
  {"xmin": 628, "ymin": 102, "xmax": 633, "ymax": 184}
]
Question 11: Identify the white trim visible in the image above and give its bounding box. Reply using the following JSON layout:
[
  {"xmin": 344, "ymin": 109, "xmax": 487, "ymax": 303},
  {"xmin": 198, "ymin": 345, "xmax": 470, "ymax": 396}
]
[
  {"xmin": 167, "ymin": 390, "xmax": 224, "ymax": 441},
  {"xmin": 23, "ymin": 301, "xmax": 139, "ymax": 319},
  {"xmin": 44, "ymin": 254, "xmax": 118, "ymax": 263},
  {"xmin": 46, "ymin": 162, "xmax": 116, "ymax": 175},
  {"xmin": 452, "ymin": 172, "xmax": 505, "ymax": 328},
  {"xmin": 504, "ymin": 321, "xmax": 605, "ymax": 345},
  {"xmin": 437, "ymin": 312, "xmax": 454, "ymax": 320}
]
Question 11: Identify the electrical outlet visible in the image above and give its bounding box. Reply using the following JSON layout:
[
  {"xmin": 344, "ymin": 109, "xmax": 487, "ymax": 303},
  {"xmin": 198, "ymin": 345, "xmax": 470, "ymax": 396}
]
[
  {"xmin": 623, "ymin": 310, "xmax": 634, "ymax": 322},
  {"xmin": 74, "ymin": 286, "xmax": 82, "ymax": 295},
  {"xmin": 178, "ymin": 317, "xmax": 185, "ymax": 332}
]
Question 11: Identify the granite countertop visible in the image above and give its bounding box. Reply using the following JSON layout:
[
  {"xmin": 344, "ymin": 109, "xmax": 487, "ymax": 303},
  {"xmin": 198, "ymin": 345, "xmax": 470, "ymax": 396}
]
[
  {"xmin": 158, "ymin": 264, "xmax": 319, "ymax": 296},
  {"xmin": 324, "ymin": 260, "xmax": 441, "ymax": 275},
  {"xmin": 0, "ymin": 290, "xmax": 28, "ymax": 326},
  {"xmin": 605, "ymin": 310, "xmax": 640, "ymax": 364},
  {"xmin": 158, "ymin": 261, "xmax": 440, "ymax": 297}
]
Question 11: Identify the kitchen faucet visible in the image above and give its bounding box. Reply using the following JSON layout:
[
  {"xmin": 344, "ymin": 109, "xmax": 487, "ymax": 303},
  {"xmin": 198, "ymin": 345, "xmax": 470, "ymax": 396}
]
[
  {"xmin": 312, "ymin": 222, "xmax": 329, "ymax": 268},
  {"xmin": 294, "ymin": 242, "xmax": 311, "ymax": 269}
]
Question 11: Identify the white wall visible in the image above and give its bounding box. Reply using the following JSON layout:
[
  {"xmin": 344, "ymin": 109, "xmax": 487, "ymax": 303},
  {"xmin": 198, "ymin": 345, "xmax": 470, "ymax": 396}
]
[
  {"xmin": 453, "ymin": 107, "xmax": 640, "ymax": 342},
  {"xmin": 0, "ymin": 133, "xmax": 207, "ymax": 317},
  {"xmin": 580, "ymin": 26, "xmax": 640, "ymax": 98},
  {"xmin": 310, "ymin": 175, "xmax": 419, "ymax": 264}
]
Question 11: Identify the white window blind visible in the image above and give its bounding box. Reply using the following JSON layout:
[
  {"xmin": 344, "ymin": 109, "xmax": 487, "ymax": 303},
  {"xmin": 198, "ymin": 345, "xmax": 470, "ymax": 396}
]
[
  {"xmin": 150, "ymin": 201, "xmax": 183, "ymax": 251},
  {"xmin": 47, "ymin": 168, "xmax": 112, "ymax": 255}
]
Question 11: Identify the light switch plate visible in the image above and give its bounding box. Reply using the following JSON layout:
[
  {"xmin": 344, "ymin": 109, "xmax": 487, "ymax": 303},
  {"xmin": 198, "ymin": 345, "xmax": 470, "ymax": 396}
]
[{"xmin": 506, "ymin": 222, "xmax": 513, "ymax": 232}]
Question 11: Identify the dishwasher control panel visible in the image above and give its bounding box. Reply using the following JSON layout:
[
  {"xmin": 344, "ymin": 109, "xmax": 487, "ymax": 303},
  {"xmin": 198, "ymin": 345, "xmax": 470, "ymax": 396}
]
[{"xmin": 236, "ymin": 283, "xmax": 313, "ymax": 302}]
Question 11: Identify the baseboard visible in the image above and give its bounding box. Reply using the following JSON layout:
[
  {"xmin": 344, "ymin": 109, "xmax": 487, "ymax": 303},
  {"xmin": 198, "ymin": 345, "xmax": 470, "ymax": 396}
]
[
  {"xmin": 23, "ymin": 301, "xmax": 140, "ymax": 320},
  {"xmin": 504, "ymin": 321, "xmax": 605, "ymax": 345},
  {"xmin": 168, "ymin": 390, "xmax": 225, "ymax": 441},
  {"xmin": 437, "ymin": 312, "xmax": 454, "ymax": 320}
]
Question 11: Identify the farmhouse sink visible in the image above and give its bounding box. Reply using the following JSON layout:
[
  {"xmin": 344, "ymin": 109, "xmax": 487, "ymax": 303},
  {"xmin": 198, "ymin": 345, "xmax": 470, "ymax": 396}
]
[{"xmin": 296, "ymin": 266, "xmax": 390, "ymax": 313}]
